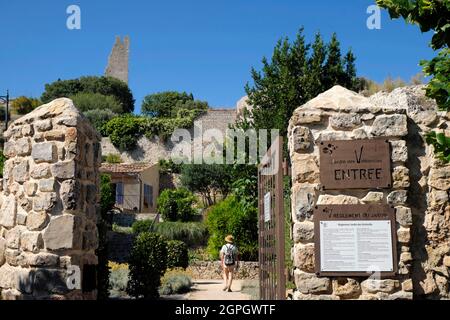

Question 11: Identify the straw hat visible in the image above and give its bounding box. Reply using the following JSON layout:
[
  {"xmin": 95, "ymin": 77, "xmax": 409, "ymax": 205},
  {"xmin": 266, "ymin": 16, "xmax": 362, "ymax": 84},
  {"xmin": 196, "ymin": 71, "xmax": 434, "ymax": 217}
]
[{"xmin": 225, "ymin": 235, "xmax": 234, "ymax": 243}]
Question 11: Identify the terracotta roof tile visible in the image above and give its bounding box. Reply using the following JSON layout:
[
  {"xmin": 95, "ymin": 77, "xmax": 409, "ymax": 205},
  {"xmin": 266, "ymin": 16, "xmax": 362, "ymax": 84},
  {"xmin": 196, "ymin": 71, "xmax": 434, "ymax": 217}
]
[{"xmin": 100, "ymin": 163, "xmax": 156, "ymax": 174}]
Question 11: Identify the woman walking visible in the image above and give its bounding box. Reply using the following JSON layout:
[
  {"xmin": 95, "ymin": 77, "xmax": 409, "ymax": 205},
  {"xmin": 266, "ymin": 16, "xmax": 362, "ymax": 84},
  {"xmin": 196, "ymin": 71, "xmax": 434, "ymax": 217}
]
[{"xmin": 220, "ymin": 235, "xmax": 239, "ymax": 292}]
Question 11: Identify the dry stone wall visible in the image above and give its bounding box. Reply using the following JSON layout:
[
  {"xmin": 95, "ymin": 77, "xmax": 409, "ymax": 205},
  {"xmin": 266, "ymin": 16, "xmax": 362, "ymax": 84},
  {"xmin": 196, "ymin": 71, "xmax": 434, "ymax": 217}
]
[
  {"xmin": 288, "ymin": 85, "xmax": 450, "ymax": 300},
  {"xmin": 0, "ymin": 98, "xmax": 101, "ymax": 300}
]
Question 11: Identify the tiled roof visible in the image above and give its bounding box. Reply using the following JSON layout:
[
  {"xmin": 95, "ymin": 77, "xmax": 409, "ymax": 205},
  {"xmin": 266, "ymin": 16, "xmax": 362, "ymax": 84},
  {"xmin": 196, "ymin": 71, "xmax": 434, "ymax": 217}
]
[{"xmin": 100, "ymin": 163, "xmax": 156, "ymax": 174}]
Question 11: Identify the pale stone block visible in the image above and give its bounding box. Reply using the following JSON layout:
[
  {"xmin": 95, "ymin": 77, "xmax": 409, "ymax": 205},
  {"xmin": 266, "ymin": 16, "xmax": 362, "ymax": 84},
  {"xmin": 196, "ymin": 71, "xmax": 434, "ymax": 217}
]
[
  {"xmin": 390, "ymin": 140, "xmax": 408, "ymax": 162},
  {"xmin": 293, "ymin": 244, "xmax": 315, "ymax": 273},
  {"xmin": 392, "ymin": 166, "xmax": 410, "ymax": 188},
  {"xmin": 0, "ymin": 195, "xmax": 17, "ymax": 228},
  {"xmin": 293, "ymin": 221, "xmax": 314, "ymax": 244},
  {"xmin": 370, "ymin": 114, "xmax": 408, "ymax": 137},
  {"xmin": 396, "ymin": 206, "xmax": 413, "ymax": 227},
  {"xmin": 361, "ymin": 279, "xmax": 400, "ymax": 294},
  {"xmin": 26, "ymin": 211, "xmax": 49, "ymax": 231},
  {"xmin": 51, "ymin": 161, "xmax": 76, "ymax": 179},
  {"xmin": 330, "ymin": 113, "xmax": 361, "ymax": 130},
  {"xmin": 361, "ymin": 192, "xmax": 383, "ymax": 203},
  {"xmin": 428, "ymin": 166, "xmax": 450, "ymax": 191},
  {"xmin": 317, "ymin": 194, "xmax": 360, "ymax": 205},
  {"xmin": 32, "ymin": 142, "xmax": 57, "ymax": 163},
  {"xmin": 294, "ymin": 270, "xmax": 331, "ymax": 294},
  {"xmin": 16, "ymin": 137, "xmax": 32, "ymax": 156},
  {"xmin": 43, "ymin": 215, "xmax": 75, "ymax": 250},
  {"xmin": 387, "ymin": 190, "xmax": 408, "ymax": 205},
  {"xmin": 20, "ymin": 231, "xmax": 43, "ymax": 253},
  {"xmin": 30, "ymin": 163, "xmax": 51, "ymax": 179}
]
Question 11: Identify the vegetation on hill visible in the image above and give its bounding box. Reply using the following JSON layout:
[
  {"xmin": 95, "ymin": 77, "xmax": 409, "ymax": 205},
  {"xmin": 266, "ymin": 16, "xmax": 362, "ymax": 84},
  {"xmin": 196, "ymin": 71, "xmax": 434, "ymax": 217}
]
[
  {"xmin": 103, "ymin": 91, "xmax": 208, "ymax": 151},
  {"xmin": 11, "ymin": 96, "xmax": 41, "ymax": 115},
  {"xmin": 377, "ymin": 0, "xmax": 449, "ymax": 111},
  {"xmin": 41, "ymin": 76, "xmax": 135, "ymax": 113}
]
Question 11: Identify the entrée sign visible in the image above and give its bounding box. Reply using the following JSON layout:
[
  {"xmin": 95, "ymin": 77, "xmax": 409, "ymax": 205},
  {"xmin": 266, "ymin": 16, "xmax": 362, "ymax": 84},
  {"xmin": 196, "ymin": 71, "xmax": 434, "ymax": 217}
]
[
  {"xmin": 314, "ymin": 205, "xmax": 397, "ymax": 277},
  {"xmin": 319, "ymin": 139, "xmax": 391, "ymax": 190}
]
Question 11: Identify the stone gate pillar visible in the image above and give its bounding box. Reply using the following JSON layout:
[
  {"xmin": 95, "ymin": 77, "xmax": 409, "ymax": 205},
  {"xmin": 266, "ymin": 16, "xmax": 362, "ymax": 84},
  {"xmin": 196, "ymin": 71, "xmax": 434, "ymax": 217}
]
[
  {"xmin": 288, "ymin": 85, "xmax": 450, "ymax": 300},
  {"xmin": 0, "ymin": 98, "xmax": 101, "ymax": 300}
]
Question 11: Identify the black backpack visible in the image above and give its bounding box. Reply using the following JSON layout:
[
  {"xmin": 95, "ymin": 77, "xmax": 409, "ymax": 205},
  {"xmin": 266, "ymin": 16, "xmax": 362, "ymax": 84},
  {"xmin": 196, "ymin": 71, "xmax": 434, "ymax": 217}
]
[{"xmin": 224, "ymin": 244, "xmax": 236, "ymax": 266}]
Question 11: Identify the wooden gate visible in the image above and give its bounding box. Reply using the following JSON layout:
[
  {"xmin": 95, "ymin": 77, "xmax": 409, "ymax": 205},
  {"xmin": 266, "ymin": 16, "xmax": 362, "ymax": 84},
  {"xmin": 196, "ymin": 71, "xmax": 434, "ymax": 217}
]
[{"xmin": 258, "ymin": 136, "xmax": 286, "ymax": 300}]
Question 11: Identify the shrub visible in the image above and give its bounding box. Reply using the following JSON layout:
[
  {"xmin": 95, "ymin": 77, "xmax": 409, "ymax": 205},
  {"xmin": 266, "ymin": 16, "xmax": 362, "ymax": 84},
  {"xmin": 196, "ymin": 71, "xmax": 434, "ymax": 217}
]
[
  {"xmin": 157, "ymin": 188, "xmax": 197, "ymax": 222},
  {"xmin": 159, "ymin": 269, "xmax": 193, "ymax": 295},
  {"xmin": 97, "ymin": 174, "xmax": 115, "ymax": 300},
  {"xmin": 127, "ymin": 232, "xmax": 167, "ymax": 299},
  {"xmin": 166, "ymin": 240, "xmax": 189, "ymax": 269},
  {"xmin": 103, "ymin": 115, "xmax": 144, "ymax": 150},
  {"xmin": 84, "ymin": 109, "xmax": 117, "ymax": 135},
  {"xmin": 108, "ymin": 262, "xmax": 129, "ymax": 293},
  {"xmin": 41, "ymin": 76, "xmax": 135, "ymax": 113},
  {"xmin": 132, "ymin": 221, "xmax": 208, "ymax": 248},
  {"xmin": 100, "ymin": 174, "xmax": 115, "ymax": 215},
  {"xmin": 105, "ymin": 153, "xmax": 123, "ymax": 164},
  {"xmin": 132, "ymin": 219, "xmax": 153, "ymax": 234},
  {"xmin": 206, "ymin": 195, "xmax": 258, "ymax": 261},
  {"xmin": 11, "ymin": 96, "xmax": 41, "ymax": 115},
  {"xmin": 71, "ymin": 92, "xmax": 123, "ymax": 113}
]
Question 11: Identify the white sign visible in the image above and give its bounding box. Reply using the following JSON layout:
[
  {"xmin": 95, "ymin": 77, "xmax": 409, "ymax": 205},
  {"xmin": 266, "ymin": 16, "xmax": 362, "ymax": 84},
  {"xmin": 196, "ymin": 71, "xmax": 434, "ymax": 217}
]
[
  {"xmin": 264, "ymin": 192, "xmax": 271, "ymax": 222},
  {"xmin": 320, "ymin": 220, "xmax": 393, "ymax": 272}
]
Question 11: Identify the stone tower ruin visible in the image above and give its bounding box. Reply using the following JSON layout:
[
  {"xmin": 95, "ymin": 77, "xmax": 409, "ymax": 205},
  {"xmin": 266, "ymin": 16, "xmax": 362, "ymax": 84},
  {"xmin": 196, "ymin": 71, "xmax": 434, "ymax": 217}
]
[{"xmin": 105, "ymin": 36, "xmax": 129, "ymax": 84}]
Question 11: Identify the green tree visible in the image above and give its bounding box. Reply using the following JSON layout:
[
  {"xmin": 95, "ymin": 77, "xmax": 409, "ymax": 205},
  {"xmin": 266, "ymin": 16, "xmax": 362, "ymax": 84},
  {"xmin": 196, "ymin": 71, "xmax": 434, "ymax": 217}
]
[
  {"xmin": 41, "ymin": 76, "xmax": 135, "ymax": 113},
  {"xmin": 180, "ymin": 163, "xmax": 233, "ymax": 206},
  {"xmin": 245, "ymin": 28, "xmax": 359, "ymax": 142},
  {"xmin": 157, "ymin": 188, "xmax": 198, "ymax": 222},
  {"xmin": 323, "ymin": 33, "xmax": 345, "ymax": 89},
  {"xmin": 141, "ymin": 91, "xmax": 196, "ymax": 117},
  {"xmin": 376, "ymin": 0, "xmax": 450, "ymax": 110},
  {"xmin": 206, "ymin": 195, "xmax": 258, "ymax": 261}
]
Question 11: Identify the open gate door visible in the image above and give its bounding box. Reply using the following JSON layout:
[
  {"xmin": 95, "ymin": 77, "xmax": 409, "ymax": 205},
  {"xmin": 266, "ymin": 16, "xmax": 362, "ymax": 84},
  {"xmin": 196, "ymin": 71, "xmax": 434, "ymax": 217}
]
[{"xmin": 258, "ymin": 136, "xmax": 285, "ymax": 300}]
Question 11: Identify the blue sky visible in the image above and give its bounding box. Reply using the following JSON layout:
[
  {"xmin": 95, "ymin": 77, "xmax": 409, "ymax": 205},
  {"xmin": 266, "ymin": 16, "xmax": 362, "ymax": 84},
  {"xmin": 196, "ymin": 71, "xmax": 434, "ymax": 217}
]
[{"xmin": 0, "ymin": 0, "xmax": 434, "ymax": 112}]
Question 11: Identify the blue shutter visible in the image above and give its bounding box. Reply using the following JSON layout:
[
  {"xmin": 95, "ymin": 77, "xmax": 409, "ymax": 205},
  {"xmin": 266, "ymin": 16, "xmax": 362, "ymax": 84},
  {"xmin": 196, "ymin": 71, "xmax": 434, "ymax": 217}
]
[
  {"xmin": 144, "ymin": 184, "xmax": 153, "ymax": 207},
  {"xmin": 116, "ymin": 182, "xmax": 124, "ymax": 205}
]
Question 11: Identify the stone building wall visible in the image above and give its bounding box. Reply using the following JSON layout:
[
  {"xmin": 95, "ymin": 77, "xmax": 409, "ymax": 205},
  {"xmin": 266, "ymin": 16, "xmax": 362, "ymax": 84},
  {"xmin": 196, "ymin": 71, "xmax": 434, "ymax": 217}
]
[
  {"xmin": 0, "ymin": 98, "xmax": 101, "ymax": 300},
  {"xmin": 288, "ymin": 85, "xmax": 450, "ymax": 300}
]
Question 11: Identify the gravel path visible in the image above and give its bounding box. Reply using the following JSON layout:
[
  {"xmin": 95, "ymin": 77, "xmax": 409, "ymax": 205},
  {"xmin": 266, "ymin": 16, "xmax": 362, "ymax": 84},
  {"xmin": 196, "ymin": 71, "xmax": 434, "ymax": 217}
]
[{"xmin": 185, "ymin": 280, "xmax": 251, "ymax": 300}]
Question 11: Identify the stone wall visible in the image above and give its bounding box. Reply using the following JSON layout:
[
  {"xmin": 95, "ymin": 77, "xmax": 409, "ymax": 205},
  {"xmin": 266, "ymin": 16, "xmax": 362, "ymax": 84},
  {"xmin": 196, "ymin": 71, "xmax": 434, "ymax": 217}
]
[
  {"xmin": 187, "ymin": 261, "xmax": 259, "ymax": 280},
  {"xmin": 0, "ymin": 98, "xmax": 101, "ymax": 300},
  {"xmin": 101, "ymin": 109, "xmax": 237, "ymax": 164},
  {"xmin": 288, "ymin": 85, "xmax": 450, "ymax": 300}
]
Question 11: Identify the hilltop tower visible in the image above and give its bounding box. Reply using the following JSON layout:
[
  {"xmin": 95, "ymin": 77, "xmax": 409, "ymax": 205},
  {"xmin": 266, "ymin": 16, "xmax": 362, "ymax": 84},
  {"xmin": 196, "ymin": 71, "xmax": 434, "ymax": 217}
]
[{"xmin": 105, "ymin": 36, "xmax": 129, "ymax": 84}]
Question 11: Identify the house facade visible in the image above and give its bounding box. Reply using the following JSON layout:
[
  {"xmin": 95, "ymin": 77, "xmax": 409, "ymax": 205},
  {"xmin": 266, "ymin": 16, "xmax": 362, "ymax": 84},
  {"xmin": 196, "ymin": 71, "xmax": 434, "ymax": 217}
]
[{"xmin": 100, "ymin": 163, "xmax": 159, "ymax": 214}]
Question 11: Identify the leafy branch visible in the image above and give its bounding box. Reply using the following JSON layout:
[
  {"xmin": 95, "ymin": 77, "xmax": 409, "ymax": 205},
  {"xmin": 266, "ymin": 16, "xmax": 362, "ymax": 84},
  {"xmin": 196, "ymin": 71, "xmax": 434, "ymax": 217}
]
[{"xmin": 425, "ymin": 131, "xmax": 450, "ymax": 163}]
